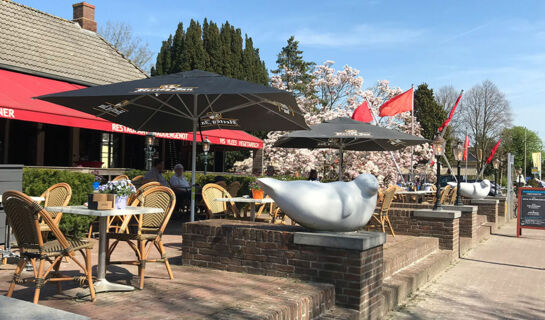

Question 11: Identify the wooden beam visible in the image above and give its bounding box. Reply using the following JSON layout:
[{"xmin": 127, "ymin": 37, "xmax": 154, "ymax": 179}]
[
  {"xmin": 36, "ymin": 123, "xmax": 45, "ymax": 166},
  {"xmin": 70, "ymin": 127, "xmax": 80, "ymax": 165},
  {"xmin": 2, "ymin": 119, "xmax": 10, "ymax": 163}
]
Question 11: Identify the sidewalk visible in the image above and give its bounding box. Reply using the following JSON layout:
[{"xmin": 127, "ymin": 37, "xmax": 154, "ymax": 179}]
[{"xmin": 390, "ymin": 220, "xmax": 545, "ymax": 320}]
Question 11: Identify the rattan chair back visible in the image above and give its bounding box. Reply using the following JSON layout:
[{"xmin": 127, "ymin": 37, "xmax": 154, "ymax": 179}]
[
  {"xmin": 227, "ymin": 181, "xmax": 241, "ymax": 198},
  {"xmin": 440, "ymin": 185, "xmax": 452, "ymax": 204},
  {"xmin": 40, "ymin": 183, "xmax": 71, "ymax": 218},
  {"xmin": 139, "ymin": 186, "xmax": 176, "ymax": 229},
  {"xmin": 380, "ymin": 186, "xmax": 397, "ymax": 215},
  {"xmin": 112, "ymin": 175, "xmax": 129, "ymax": 181},
  {"xmin": 2, "ymin": 191, "xmax": 43, "ymax": 249},
  {"xmin": 449, "ymin": 187, "xmax": 458, "ymax": 204},
  {"xmin": 202, "ymin": 183, "xmax": 232, "ymax": 215},
  {"xmin": 129, "ymin": 181, "xmax": 161, "ymax": 206}
]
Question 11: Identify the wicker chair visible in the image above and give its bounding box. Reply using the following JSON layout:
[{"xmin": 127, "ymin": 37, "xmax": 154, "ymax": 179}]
[
  {"xmin": 38, "ymin": 183, "xmax": 72, "ymax": 237},
  {"xmin": 201, "ymin": 183, "xmax": 240, "ymax": 219},
  {"xmin": 106, "ymin": 186, "xmax": 176, "ymax": 289},
  {"xmin": 369, "ymin": 186, "xmax": 396, "ymax": 237},
  {"xmin": 440, "ymin": 185, "xmax": 452, "ymax": 205},
  {"xmin": 112, "ymin": 175, "xmax": 129, "ymax": 181},
  {"xmin": 2, "ymin": 191, "xmax": 95, "ymax": 303},
  {"xmin": 448, "ymin": 187, "xmax": 458, "ymax": 205},
  {"xmin": 131, "ymin": 175, "xmax": 144, "ymax": 188},
  {"xmin": 227, "ymin": 181, "xmax": 241, "ymax": 198}
]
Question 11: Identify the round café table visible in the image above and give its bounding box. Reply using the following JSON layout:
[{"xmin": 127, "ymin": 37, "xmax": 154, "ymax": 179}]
[{"xmin": 46, "ymin": 205, "xmax": 162, "ymax": 294}]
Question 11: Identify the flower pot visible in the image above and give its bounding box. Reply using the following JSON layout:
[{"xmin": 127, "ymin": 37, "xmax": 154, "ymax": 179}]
[
  {"xmin": 251, "ymin": 189, "xmax": 264, "ymax": 199},
  {"xmin": 115, "ymin": 195, "xmax": 129, "ymax": 210}
]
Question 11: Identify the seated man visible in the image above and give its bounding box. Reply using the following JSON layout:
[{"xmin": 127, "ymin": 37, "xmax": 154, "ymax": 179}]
[
  {"xmin": 170, "ymin": 164, "xmax": 191, "ymax": 211},
  {"xmin": 143, "ymin": 159, "xmax": 169, "ymax": 186}
]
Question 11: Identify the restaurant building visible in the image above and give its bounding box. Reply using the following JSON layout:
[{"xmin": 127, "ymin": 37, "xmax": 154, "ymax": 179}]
[{"xmin": 0, "ymin": 1, "xmax": 263, "ymax": 172}]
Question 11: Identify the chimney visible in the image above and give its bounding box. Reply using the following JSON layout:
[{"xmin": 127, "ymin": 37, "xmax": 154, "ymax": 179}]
[{"xmin": 72, "ymin": 2, "xmax": 97, "ymax": 32}]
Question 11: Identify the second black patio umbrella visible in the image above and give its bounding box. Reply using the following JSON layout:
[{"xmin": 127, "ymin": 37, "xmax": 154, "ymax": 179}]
[
  {"xmin": 36, "ymin": 70, "xmax": 309, "ymax": 221},
  {"xmin": 273, "ymin": 117, "xmax": 429, "ymax": 180}
]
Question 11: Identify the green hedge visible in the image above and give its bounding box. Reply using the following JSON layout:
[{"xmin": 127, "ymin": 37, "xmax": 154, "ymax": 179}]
[{"xmin": 23, "ymin": 168, "xmax": 96, "ymax": 237}]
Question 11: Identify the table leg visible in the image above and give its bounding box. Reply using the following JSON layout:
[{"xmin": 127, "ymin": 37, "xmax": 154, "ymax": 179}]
[
  {"xmin": 251, "ymin": 203, "xmax": 256, "ymax": 222},
  {"xmin": 79, "ymin": 216, "xmax": 134, "ymax": 296}
]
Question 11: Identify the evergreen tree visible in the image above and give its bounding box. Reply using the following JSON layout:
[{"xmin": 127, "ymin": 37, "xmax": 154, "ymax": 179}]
[
  {"xmin": 203, "ymin": 20, "xmax": 221, "ymax": 73},
  {"xmin": 170, "ymin": 22, "xmax": 185, "ymax": 73},
  {"xmin": 181, "ymin": 20, "xmax": 208, "ymax": 71},
  {"xmin": 272, "ymin": 36, "xmax": 315, "ymax": 97},
  {"xmin": 414, "ymin": 83, "xmax": 455, "ymax": 162}
]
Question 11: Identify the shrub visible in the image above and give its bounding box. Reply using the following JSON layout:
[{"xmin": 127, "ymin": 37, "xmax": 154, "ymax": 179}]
[{"xmin": 23, "ymin": 168, "xmax": 96, "ymax": 237}]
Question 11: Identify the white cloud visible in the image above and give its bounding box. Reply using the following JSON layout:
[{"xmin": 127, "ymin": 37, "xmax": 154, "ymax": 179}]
[{"xmin": 291, "ymin": 24, "xmax": 425, "ymax": 48}]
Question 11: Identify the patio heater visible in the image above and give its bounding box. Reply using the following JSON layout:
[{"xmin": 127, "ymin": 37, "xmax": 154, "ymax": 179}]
[
  {"xmin": 453, "ymin": 142, "xmax": 464, "ymax": 206},
  {"xmin": 202, "ymin": 137, "xmax": 211, "ymax": 175},
  {"xmin": 145, "ymin": 133, "xmax": 155, "ymax": 170},
  {"xmin": 493, "ymin": 158, "xmax": 500, "ymax": 196},
  {"xmin": 432, "ymin": 135, "xmax": 446, "ymax": 210}
]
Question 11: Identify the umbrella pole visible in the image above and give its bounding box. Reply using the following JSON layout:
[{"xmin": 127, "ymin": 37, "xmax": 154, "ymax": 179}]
[
  {"xmin": 190, "ymin": 96, "xmax": 198, "ymax": 222},
  {"xmin": 338, "ymin": 145, "xmax": 343, "ymax": 181}
]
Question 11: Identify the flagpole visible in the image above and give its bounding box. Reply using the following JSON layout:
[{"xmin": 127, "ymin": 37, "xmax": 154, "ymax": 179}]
[
  {"xmin": 465, "ymin": 129, "xmax": 468, "ymax": 179},
  {"xmin": 366, "ymin": 99, "xmax": 406, "ymax": 184},
  {"xmin": 410, "ymin": 84, "xmax": 415, "ymax": 186}
]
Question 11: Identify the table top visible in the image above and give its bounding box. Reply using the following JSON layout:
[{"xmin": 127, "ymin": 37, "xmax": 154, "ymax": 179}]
[
  {"xmin": 0, "ymin": 195, "xmax": 44, "ymax": 203},
  {"xmin": 45, "ymin": 205, "xmax": 163, "ymax": 217},
  {"xmin": 214, "ymin": 197, "xmax": 275, "ymax": 204}
]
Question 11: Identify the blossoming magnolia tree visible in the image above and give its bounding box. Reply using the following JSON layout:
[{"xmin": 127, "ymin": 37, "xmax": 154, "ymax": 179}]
[{"xmin": 234, "ymin": 61, "xmax": 434, "ymax": 186}]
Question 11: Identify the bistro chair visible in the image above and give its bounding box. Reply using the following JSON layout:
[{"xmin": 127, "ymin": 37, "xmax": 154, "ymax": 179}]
[
  {"xmin": 440, "ymin": 185, "xmax": 452, "ymax": 205},
  {"xmin": 448, "ymin": 187, "xmax": 458, "ymax": 205},
  {"xmin": 369, "ymin": 186, "xmax": 396, "ymax": 237},
  {"xmin": 106, "ymin": 186, "xmax": 176, "ymax": 289},
  {"xmin": 112, "ymin": 174, "xmax": 130, "ymax": 181},
  {"xmin": 2, "ymin": 191, "xmax": 95, "ymax": 304},
  {"xmin": 131, "ymin": 175, "xmax": 144, "ymax": 188},
  {"xmin": 201, "ymin": 183, "xmax": 240, "ymax": 219},
  {"xmin": 227, "ymin": 181, "xmax": 241, "ymax": 198},
  {"xmin": 38, "ymin": 183, "xmax": 71, "ymax": 238}
]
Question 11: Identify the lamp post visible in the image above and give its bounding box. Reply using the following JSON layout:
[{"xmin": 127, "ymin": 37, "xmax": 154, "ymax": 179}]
[
  {"xmin": 202, "ymin": 136, "xmax": 211, "ymax": 175},
  {"xmin": 432, "ymin": 135, "xmax": 446, "ymax": 210},
  {"xmin": 145, "ymin": 133, "xmax": 155, "ymax": 170},
  {"xmin": 453, "ymin": 142, "xmax": 464, "ymax": 206},
  {"xmin": 493, "ymin": 158, "xmax": 500, "ymax": 196}
]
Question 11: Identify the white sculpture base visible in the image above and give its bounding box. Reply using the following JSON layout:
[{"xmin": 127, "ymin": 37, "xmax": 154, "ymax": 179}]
[{"xmin": 257, "ymin": 174, "xmax": 379, "ymax": 232}]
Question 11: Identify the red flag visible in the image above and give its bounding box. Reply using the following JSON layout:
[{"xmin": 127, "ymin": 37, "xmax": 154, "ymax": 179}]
[
  {"xmin": 438, "ymin": 90, "xmax": 463, "ymax": 133},
  {"xmin": 351, "ymin": 101, "xmax": 373, "ymax": 123},
  {"xmin": 379, "ymin": 88, "xmax": 413, "ymax": 117},
  {"xmin": 485, "ymin": 140, "xmax": 501, "ymax": 164},
  {"xmin": 463, "ymin": 135, "xmax": 469, "ymax": 161}
]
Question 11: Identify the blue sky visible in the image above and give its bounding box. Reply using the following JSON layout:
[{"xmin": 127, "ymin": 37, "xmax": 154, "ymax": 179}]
[{"xmin": 18, "ymin": 1, "xmax": 545, "ymax": 140}]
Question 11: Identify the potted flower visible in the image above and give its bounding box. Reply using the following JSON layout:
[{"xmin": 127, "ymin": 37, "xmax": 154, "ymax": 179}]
[
  {"xmin": 98, "ymin": 180, "xmax": 136, "ymax": 209},
  {"xmin": 249, "ymin": 181, "xmax": 264, "ymax": 199}
]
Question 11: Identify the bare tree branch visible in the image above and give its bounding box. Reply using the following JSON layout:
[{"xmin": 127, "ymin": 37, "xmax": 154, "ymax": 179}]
[{"xmin": 99, "ymin": 21, "xmax": 153, "ymax": 73}]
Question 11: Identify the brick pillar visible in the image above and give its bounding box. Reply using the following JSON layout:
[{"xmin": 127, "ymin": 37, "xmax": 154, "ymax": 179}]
[{"xmin": 471, "ymin": 199, "xmax": 499, "ymax": 230}]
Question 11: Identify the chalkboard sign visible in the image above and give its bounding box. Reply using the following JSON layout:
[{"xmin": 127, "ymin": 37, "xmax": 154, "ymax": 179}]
[{"xmin": 517, "ymin": 187, "xmax": 545, "ymax": 237}]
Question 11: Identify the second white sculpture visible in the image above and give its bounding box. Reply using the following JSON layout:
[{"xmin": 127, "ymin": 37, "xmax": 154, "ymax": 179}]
[
  {"xmin": 257, "ymin": 174, "xmax": 379, "ymax": 232},
  {"xmin": 448, "ymin": 179, "xmax": 491, "ymax": 199}
]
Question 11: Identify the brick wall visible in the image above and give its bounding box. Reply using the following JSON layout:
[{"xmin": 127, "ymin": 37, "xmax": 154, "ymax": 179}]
[
  {"xmin": 182, "ymin": 220, "xmax": 384, "ymax": 319},
  {"xmin": 379, "ymin": 208, "xmax": 459, "ymax": 254}
]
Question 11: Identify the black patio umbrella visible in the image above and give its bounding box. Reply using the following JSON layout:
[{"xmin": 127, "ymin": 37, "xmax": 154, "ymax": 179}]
[
  {"xmin": 36, "ymin": 70, "xmax": 309, "ymax": 221},
  {"xmin": 273, "ymin": 117, "xmax": 429, "ymax": 180}
]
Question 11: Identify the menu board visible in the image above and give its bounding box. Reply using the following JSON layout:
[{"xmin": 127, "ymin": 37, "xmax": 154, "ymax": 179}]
[{"xmin": 517, "ymin": 188, "xmax": 545, "ymax": 237}]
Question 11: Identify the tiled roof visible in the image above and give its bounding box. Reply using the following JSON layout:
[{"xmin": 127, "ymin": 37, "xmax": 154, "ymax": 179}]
[{"xmin": 0, "ymin": 0, "xmax": 148, "ymax": 86}]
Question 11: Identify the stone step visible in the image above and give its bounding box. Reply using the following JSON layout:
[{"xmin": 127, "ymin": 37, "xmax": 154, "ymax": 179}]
[
  {"xmin": 383, "ymin": 236, "xmax": 439, "ymax": 279},
  {"xmin": 314, "ymin": 306, "xmax": 359, "ymax": 320},
  {"xmin": 460, "ymin": 224, "xmax": 492, "ymax": 256},
  {"xmin": 477, "ymin": 214, "xmax": 488, "ymax": 225},
  {"xmin": 212, "ymin": 277, "xmax": 336, "ymax": 320},
  {"xmin": 381, "ymin": 250, "xmax": 453, "ymax": 316}
]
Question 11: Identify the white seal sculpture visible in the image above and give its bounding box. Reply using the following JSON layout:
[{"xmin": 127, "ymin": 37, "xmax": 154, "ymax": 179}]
[
  {"xmin": 448, "ymin": 179, "xmax": 491, "ymax": 199},
  {"xmin": 257, "ymin": 174, "xmax": 379, "ymax": 232}
]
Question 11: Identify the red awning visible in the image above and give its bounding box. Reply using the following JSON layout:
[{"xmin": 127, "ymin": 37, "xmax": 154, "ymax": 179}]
[{"xmin": 0, "ymin": 69, "xmax": 262, "ymax": 149}]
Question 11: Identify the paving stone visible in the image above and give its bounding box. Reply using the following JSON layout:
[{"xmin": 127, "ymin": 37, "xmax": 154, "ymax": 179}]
[{"xmin": 389, "ymin": 221, "xmax": 545, "ymax": 320}]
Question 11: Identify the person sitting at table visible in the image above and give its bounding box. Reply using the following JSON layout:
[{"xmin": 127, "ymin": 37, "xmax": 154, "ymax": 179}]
[
  {"xmin": 143, "ymin": 159, "xmax": 169, "ymax": 186},
  {"xmin": 308, "ymin": 169, "xmax": 320, "ymax": 182},
  {"xmin": 170, "ymin": 163, "xmax": 191, "ymax": 211}
]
